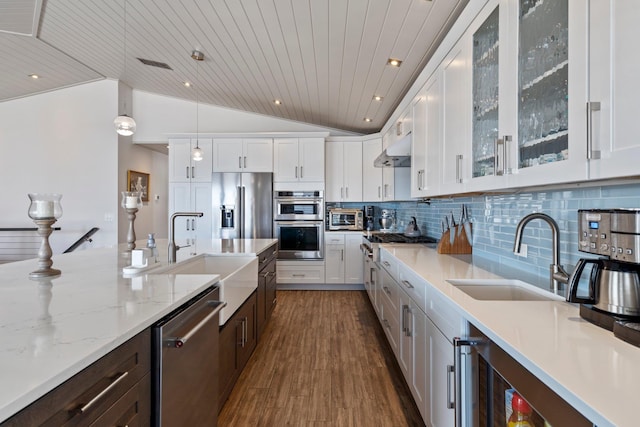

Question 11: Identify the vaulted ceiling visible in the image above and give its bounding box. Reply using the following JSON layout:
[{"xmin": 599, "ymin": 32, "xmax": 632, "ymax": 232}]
[{"xmin": 0, "ymin": 0, "xmax": 468, "ymax": 133}]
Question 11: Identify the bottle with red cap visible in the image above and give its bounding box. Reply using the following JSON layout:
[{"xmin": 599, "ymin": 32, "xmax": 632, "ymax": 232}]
[{"xmin": 507, "ymin": 391, "xmax": 534, "ymax": 427}]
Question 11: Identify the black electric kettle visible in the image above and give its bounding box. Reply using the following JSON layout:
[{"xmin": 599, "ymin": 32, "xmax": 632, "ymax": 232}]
[{"xmin": 567, "ymin": 258, "xmax": 640, "ymax": 316}]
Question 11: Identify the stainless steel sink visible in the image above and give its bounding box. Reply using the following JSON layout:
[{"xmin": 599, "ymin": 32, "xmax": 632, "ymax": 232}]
[{"xmin": 446, "ymin": 279, "xmax": 564, "ymax": 301}]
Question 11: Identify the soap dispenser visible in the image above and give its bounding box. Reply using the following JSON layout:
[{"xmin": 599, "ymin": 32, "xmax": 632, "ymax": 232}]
[{"xmin": 147, "ymin": 233, "xmax": 158, "ymax": 263}]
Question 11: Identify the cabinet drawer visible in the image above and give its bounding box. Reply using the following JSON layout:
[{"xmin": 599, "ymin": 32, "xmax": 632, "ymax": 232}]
[
  {"xmin": 325, "ymin": 233, "xmax": 345, "ymax": 245},
  {"xmin": 380, "ymin": 293, "xmax": 400, "ymax": 356},
  {"xmin": 4, "ymin": 330, "xmax": 150, "ymax": 427},
  {"xmin": 427, "ymin": 289, "xmax": 467, "ymax": 344},
  {"xmin": 398, "ymin": 266, "xmax": 428, "ymax": 313},
  {"xmin": 379, "ymin": 267, "xmax": 399, "ymax": 313},
  {"xmin": 258, "ymin": 244, "xmax": 278, "ymax": 271},
  {"xmin": 379, "ymin": 249, "xmax": 400, "ymax": 281},
  {"xmin": 90, "ymin": 374, "xmax": 150, "ymax": 427},
  {"xmin": 276, "ymin": 261, "xmax": 325, "ymax": 284}
]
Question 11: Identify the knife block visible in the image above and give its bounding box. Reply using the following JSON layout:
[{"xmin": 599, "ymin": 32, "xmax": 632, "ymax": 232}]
[{"xmin": 437, "ymin": 224, "xmax": 472, "ymax": 254}]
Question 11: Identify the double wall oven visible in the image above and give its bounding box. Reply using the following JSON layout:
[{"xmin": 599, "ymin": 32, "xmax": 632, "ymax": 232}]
[{"xmin": 273, "ymin": 191, "xmax": 324, "ymax": 260}]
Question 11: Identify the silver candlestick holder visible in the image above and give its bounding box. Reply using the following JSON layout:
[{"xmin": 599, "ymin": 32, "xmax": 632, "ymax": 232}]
[
  {"xmin": 121, "ymin": 191, "xmax": 142, "ymax": 251},
  {"xmin": 27, "ymin": 193, "xmax": 63, "ymax": 278}
]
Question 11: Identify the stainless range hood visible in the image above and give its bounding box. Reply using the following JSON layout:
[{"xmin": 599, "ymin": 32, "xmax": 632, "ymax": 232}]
[{"xmin": 374, "ymin": 132, "xmax": 411, "ymax": 167}]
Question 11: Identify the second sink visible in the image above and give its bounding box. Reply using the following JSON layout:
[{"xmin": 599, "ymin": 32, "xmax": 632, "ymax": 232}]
[{"xmin": 447, "ymin": 279, "xmax": 564, "ymax": 301}]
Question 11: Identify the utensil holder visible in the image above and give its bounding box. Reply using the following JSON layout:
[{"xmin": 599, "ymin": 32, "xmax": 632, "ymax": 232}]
[{"xmin": 437, "ymin": 224, "xmax": 472, "ymax": 254}]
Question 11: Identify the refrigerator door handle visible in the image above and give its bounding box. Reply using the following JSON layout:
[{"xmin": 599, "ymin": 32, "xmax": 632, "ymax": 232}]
[{"xmin": 240, "ymin": 186, "xmax": 246, "ymax": 239}]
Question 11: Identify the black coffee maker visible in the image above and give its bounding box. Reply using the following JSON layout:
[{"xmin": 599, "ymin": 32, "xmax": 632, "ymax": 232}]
[{"xmin": 363, "ymin": 205, "xmax": 376, "ymax": 231}]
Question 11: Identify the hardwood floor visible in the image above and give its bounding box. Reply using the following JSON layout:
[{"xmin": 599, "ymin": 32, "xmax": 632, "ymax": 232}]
[{"xmin": 218, "ymin": 290, "xmax": 424, "ymax": 426}]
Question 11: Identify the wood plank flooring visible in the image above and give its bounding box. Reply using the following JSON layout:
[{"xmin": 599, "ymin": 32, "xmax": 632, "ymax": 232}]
[{"xmin": 218, "ymin": 290, "xmax": 424, "ymax": 426}]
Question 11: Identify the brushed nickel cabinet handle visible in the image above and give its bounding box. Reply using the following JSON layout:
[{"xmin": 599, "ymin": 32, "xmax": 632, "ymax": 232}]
[
  {"xmin": 244, "ymin": 156, "xmax": 247, "ymax": 168},
  {"xmin": 295, "ymin": 166, "xmax": 298, "ymax": 178},
  {"xmin": 167, "ymin": 301, "xmax": 227, "ymax": 348},
  {"xmin": 401, "ymin": 279, "xmax": 414, "ymax": 289},
  {"xmin": 239, "ymin": 156, "xmax": 242, "ymax": 168},
  {"xmin": 587, "ymin": 101, "xmax": 601, "ymax": 160},
  {"xmin": 456, "ymin": 154, "xmax": 463, "ymax": 183},
  {"xmin": 78, "ymin": 371, "xmax": 129, "ymax": 414},
  {"xmin": 300, "ymin": 166, "xmax": 303, "ymax": 178},
  {"xmin": 186, "ymin": 166, "xmax": 189, "ymax": 179},
  {"xmin": 447, "ymin": 365, "xmax": 455, "ymax": 409}
]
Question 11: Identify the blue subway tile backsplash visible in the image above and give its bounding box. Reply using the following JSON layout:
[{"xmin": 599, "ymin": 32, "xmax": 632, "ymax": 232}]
[{"xmin": 339, "ymin": 182, "xmax": 640, "ymax": 285}]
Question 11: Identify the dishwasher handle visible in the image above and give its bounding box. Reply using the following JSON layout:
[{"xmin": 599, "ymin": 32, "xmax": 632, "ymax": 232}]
[
  {"xmin": 453, "ymin": 337, "xmax": 483, "ymax": 427},
  {"xmin": 165, "ymin": 300, "xmax": 227, "ymax": 348}
]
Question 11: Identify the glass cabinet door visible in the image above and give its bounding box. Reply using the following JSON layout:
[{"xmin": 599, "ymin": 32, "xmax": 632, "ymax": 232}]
[
  {"xmin": 517, "ymin": 0, "xmax": 568, "ymax": 169},
  {"xmin": 472, "ymin": 7, "xmax": 500, "ymax": 178}
]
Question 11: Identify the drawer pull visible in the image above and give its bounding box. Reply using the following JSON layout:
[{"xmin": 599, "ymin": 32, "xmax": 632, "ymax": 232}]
[
  {"xmin": 292, "ymin": 273, "xmax": 305, "ymax": 277},
  {"xmin": 166, "ymin": 301, "xmax": 227, "ymax": 348},
  {"xmin": 383, "ymin": 286, "xmax": 391, "ymax": 295},
  {"xmin": 401, "ymin": 280, "xmax": 414, "ymax": 289},
  {"xmin": 79, "ymin": 371, "xmax": 129, "ymax": 414},
  {"xmin": 383, "ymin": 261, "xmax": 391, "ymax": 267}
]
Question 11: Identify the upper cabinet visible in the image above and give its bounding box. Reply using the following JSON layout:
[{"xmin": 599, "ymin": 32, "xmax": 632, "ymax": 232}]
[
  {"xmin": 168, "ymin": 138, "xmax": 213, "ymax": 183},
  {"xmin": 411, "ymin": 73, "xmax": 441, "ymax": 198},
  {"xmin": 362, "ymin": 137, "xmax": 383, "ymax": 202},
  {"xmin": 439, "ymin": 36, "xmax": 472, "ymax": 196},
  {"xmin": 213, "ymin": 138, "xmax": 273, "ymax": 172},
  {"xmin": 326, "ymin": 140, "xmax": 363, "ymax": 202},
  {"xmin": 273, "ymin": 138, "xmax": 325, "ymax": 183},
  {"xmin": 588, "ymin": 0, "xmax": 640, "ymax": 179}
]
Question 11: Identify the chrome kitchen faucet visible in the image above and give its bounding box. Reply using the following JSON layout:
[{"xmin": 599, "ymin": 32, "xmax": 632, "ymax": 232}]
[
  {"xmin": 168, "ymin": 212, "xmax": 204, "ymax": 263},
  {"xmin": 513, "ymin": 212, "xmax": 570, "ymax": 295}
]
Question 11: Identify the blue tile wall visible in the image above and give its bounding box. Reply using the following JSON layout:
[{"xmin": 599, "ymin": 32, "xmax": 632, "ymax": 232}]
[{"xmin": 338, "ymin": 182, "xmax": 640, "ymax": 283}]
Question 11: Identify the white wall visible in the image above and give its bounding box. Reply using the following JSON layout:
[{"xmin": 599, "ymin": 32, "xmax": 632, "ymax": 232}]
[
  {"xmin": 132, "ymin": 90, "xmax": 357, "ymax": 143},
  {"xmin": 0, "ymin": 80, "xmax": 119, "ymax": 252},
  {"xmin": 117, "ymin": 83, "xmax": 169, "ymax": 242}
]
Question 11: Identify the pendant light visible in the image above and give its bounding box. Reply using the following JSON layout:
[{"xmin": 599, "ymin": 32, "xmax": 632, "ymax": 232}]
[
  {"xmin": 114, "ymin": 0, "xmax": 137, "ymax": 136},
  {"xmin": 191, "ymin": 50, "xmax": 204, "ymax": 161}
]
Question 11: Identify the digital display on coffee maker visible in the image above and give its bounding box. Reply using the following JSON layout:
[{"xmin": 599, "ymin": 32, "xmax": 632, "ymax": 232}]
[{"xmin": 589, "ymin": 221, "xmax": 599, "ymax": 230}]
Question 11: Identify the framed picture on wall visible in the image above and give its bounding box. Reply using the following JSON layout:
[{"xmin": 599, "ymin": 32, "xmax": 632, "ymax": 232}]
[{"xmin": 127, "ymin": 170, "xmax": 150, "ymax": 202}]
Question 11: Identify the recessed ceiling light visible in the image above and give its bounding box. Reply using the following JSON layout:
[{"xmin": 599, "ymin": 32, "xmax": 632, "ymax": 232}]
[
  {"xmin": 387, "ymin": 58, "xmax": 402, "ymax": 67},
  {"xmin": 28, "ymin": 74, "xmax": 40, "ymax": 79},
  {"xmin": 274, "ymin": 99, "xmax": 282, "ymax": 105},
  {"xmin": 364, "ymin": 117, "xmax": 372, "ymax": 122},
  {"xmin": 183, "ymin": 81, "xmax": 191, "ymax": 87},
  {"xmin": 373, "ymin": 95, "xmax": 383, "ymax": 101}
]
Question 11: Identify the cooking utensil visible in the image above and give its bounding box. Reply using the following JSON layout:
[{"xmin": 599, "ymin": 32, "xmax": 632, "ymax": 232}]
[
  {"xmin": 449, "ymin": 212, "xmax": 456, "ymax": 245},
  {"xmin": 404, "ymin": 216, "xmax": 421, "ymax": 237}
]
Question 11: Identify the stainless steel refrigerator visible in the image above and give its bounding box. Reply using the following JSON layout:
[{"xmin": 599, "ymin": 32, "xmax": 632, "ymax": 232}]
[{"xmin": 212, "ymin": 172, "xmax": 273, "ymax": 239}]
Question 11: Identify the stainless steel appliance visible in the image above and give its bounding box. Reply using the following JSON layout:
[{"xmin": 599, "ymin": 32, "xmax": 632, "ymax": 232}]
[
  {"xmin": 274, "ymin": 220, "xmax": 324, "ymax": 259},
  {"xmin": 328, "ymin": 208, "xmax": 363, "ymax": 231},
  {"xmin": 569, "ymin": 209, "xmax": 640, "ymax": 316},
  {"xmin": 274, "ymin": 191, "xmax": 324, "ymax": 259},
  {"xmin": 456, "ymin": 324, "xmax": 591, "ymax": 427},
  {"xmin": 212, "ymin": 172, "xmax": 273, "ymax": 239},
  {"xmin": 363, "ymin": 205, "xmax": 376, "ymax": 231},
  {"xmin": 379, "ymin": 209, "xmax": 395, "ymax": 231},
  {"xmin": 153, "ymin": 286, "xmax": 226, "ymax": 426},
  {"xmin": 274, "ymin": 191, "xmax": 323, "ymax": 221}
]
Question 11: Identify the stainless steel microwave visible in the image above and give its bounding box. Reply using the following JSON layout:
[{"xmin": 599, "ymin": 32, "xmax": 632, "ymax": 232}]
[{"xmin": 328, "ymin": 208, "xmax": 363, "ymax": 231}]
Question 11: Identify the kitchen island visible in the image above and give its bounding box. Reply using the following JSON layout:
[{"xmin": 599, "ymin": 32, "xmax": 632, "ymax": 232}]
[
  {"xmin": 0, "ymin": 238, "xmax": 276, "ymax": 423},
  {"xmin": 380, "ymin": 243, "xmax": 638, "ymax": 427}
]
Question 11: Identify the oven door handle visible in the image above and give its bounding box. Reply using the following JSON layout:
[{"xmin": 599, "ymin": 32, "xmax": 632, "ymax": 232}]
[{"xmin": 453, "ymin": 337, "xmax": 483, "ymax": 427}]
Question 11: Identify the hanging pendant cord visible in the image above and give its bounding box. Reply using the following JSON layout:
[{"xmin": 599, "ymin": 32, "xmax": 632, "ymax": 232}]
[{"xmin": 195, "ymin": 57, "xmax": 199, "ymax": 149}]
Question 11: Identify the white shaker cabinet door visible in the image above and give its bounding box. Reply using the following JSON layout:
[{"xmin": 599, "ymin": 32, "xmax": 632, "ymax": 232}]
[
  {"xmin": 213, "ymin": 139, "xmax": 243, "ymax": 172},
  {"xmin": 362, "ymin": 138, "xmax": 383, "ymax": 202},
  {"xmin": 588, "ymin": 0, "xmax": 640, "ymax": 179},
  {"xmin": 273, "ymin": 138, "xmax": 300, "ymax": 182},
  {"xmin": 243, "ymin": 138, "xmax": 273, "ymax": 172},
  {"xmin": 298, "ymin": 138, "xmax": 325, "ymax": 182}
]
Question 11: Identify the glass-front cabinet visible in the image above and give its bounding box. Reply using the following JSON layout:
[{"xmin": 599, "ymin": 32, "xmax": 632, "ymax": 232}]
[{"xmin": 467, "ymin": 0, "xmax": 588, "ymax": 192}]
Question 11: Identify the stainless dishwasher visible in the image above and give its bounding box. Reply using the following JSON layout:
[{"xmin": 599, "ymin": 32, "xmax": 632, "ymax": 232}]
[{"xmin": 152, "ymin": 286, "xmax": 226, "ymax": 426}]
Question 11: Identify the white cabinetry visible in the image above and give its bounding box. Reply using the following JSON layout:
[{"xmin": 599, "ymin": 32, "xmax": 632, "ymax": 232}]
[
  {"xmin": 440, "ymin": 38, "xmax": 472, "ymax": 195},
  {"xmin": 362, "ymin": 137, "xmax": 383, "ymax": 202},
  {"xmin": 276, "ymin": 260, "xmax": 325, "ymax": 284},
  {"xmin": 168, "ymin": 138, "xmax": 213, "ymax": 183},
  {"xmin": 168, "ymin": 182, "xmax": 212, "ymax": 242},
  {"xmin": 588, "ymin": 0, "xmax": 640, "ymax": 179},
  {"xmin": 411, "ymin": 74, "xmax": 441, "ymax": 197},
  {"xmin": 428, "ymin": 317, "xmax": 455, "ymax": 427},
  {"xmin": 273, "ymin": 138, "xmax": 324, "ymax": 183},
  {"xmin": 213, "ymin": 138, "xmax": 272, "ymax": 172},
  {"xmin": 325, "ymin": 233, "xmax": 363, "ymax": 284},
  {"xmin": 325, "ymin": 141, "xmax": 363, "ymax": 202}
]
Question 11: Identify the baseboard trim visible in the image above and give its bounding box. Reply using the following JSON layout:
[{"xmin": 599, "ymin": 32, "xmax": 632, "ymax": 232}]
[{"xmin": 277, "ymin": 283, "xmax": 365, "ymax": 291}]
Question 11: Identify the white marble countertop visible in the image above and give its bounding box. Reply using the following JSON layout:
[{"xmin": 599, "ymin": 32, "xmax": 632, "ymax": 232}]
[
  {"xmin": 0, "ymin": 238, "xmax": 277, "ymax": 423},
  {"xmin": 380, "ymin": 243, "xmax": 638, "ymax": 427}
]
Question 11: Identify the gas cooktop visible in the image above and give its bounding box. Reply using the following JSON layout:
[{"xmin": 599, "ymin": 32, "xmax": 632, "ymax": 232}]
[{"xmin": 366, "ymin": 233, "xmax": 437, "ymax": 244}]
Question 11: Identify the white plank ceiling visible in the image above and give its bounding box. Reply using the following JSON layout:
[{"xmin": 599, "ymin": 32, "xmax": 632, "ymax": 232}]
[{"xmin": 0, "ymin": 0, "xmax": 468, "ymax": 133}]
